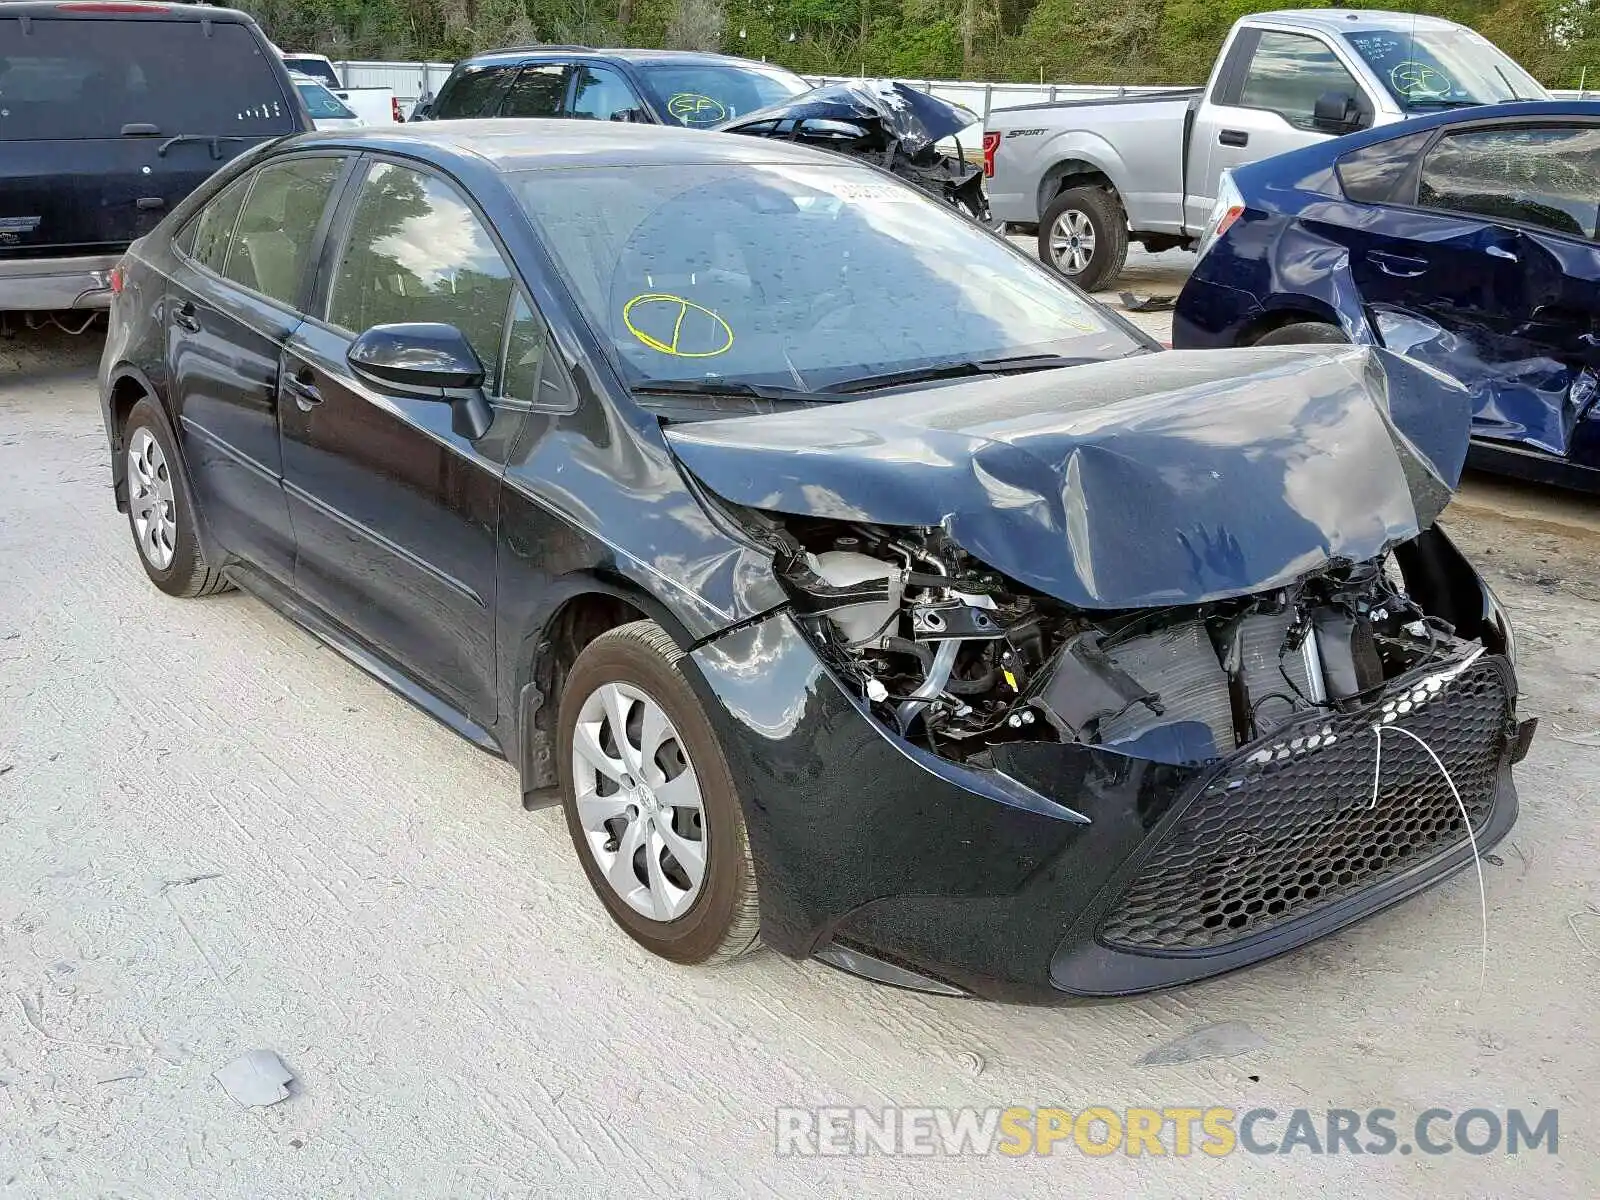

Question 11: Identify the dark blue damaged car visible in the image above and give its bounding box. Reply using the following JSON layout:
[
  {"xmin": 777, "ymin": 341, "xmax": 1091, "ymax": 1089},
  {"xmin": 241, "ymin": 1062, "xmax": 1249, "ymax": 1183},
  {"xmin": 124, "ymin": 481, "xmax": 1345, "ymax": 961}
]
[
  {"xmin": 99, "ymin": 120, "xmax": 1532, "ymax": 1002},
  {"xmin": 1172, "ymin": 100, "xmax": 1600, "ymax": 492}
]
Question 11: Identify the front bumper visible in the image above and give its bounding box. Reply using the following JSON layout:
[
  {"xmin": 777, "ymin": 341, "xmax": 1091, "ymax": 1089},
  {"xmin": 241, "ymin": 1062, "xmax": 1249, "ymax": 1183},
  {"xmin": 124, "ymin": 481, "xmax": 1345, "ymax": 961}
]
[
  {"xmin": 0, "ymin": 254, "xmax": 119, "ymax": 312},
  {"xmin": 693, "ymin": 614, "xmax": 1525, "ymax": 1004}
]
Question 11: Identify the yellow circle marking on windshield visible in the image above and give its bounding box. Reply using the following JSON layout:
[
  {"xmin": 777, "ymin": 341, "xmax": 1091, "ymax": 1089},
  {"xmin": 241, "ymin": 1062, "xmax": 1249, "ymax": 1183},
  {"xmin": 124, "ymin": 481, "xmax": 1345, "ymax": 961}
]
[
  {"xmin": 667, "ymin": 92, "xmax": 727, "ymax": 124},
  {"xmin": 623, "ymin": 293, "xmax": 735, "ymax": 358},
  {"xmin": 1390, "ymin": 62, "xmax": 1452, "ymax": 98}
]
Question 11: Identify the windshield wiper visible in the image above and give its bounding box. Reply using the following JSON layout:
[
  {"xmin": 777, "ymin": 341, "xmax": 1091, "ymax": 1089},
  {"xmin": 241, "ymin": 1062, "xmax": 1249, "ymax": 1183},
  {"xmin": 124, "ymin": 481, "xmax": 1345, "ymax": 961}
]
[
  {"xmin": 1493, "ymin": 64, "xmax": 1525, "ymax": 101},
  {"xmin": 819, "ymin": 353, "xmax": 1102, "ymax": 396},
  {"xmin": 631, "ymin": 378, "xmax": 819, "ymax": 401}
]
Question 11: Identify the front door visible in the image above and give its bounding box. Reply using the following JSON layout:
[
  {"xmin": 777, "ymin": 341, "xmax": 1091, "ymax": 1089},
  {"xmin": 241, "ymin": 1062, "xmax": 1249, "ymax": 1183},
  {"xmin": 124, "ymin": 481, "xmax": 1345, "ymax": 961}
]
[
  {"xmin": 278, "ymin": 159, "xmax": 525, "ymax": 723},
  {"xmin": 166, "ymin": 155, "xmax": 348, "ymax": 583},
  {"xmin": 1195, "ymin": 29, "xmax": 1372, "ymax": 225}
]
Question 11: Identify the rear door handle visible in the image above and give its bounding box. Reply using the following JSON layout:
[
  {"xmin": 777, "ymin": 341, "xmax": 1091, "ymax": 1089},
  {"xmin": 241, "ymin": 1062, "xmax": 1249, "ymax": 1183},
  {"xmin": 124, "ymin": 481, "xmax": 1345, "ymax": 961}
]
[
  {"xmin": 1219, "ymin": 129, "xmax": 1249, "ymax": 147},
  {"xmin": 285, "ymin": 371, "xmax": 323, "ymax": 411},
  {"xmin": 1367, "ymin": 250, "xmax": 1430, "ymax": 278},
  {"xmin": 172, "ymin": 301, "xmax": 202, "ymax": 333}
]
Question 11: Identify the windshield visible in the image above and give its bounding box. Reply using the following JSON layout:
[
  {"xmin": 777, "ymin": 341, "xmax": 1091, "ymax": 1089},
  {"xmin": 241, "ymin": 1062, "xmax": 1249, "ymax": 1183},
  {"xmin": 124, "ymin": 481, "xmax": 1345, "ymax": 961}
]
[
  {"xmin": 296, "ymin": 80, "xmax": 356, "ymax": 119},
  {"xmin": 516, "ymin": 163, "xmax": 1141, "ymax": 394},
  {"xmin": 1344, "ymin": 28, "xmax": 1547, "ymax": 109},
  {"xmin": 632, "ymin": 62, "xmax": 809, "ymax": 127},
  {"xmin": 283, "ymin": 56, "xmax": 341, "ymax": 89}
]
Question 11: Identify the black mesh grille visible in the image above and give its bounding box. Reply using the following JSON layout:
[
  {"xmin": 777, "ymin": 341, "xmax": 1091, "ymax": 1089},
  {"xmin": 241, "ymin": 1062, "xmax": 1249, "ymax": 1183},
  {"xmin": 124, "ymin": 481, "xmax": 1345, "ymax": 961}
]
[{"xmin": 1099, "ymin": 656, "xmax": 1511, "ymax": 952}]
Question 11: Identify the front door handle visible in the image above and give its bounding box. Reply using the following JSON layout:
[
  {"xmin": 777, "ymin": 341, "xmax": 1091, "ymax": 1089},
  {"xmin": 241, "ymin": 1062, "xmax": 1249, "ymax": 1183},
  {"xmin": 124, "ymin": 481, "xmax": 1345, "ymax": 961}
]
[
  {"xmin": 1219, "ymin": 129, "xmax": 1249, "ymax": 147},
  {"xmin": 1367, "ymin": 250, "xmax": 1430, "ymax": 278},
  {"xmin": 172, "ymin": 301, "xmax": 201, "ymax": 333},
  {"xmin": 1485, "ymin": 244, "xmax": 1518, "ymax": 262},
  {"xmin": 285, "ymin": 371, "xmax": 323, "ymax": 412}
]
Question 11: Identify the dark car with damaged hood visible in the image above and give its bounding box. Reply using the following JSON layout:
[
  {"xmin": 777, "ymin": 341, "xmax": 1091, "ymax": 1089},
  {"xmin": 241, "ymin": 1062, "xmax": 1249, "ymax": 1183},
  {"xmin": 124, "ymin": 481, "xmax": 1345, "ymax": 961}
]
[{"xmin": 98, "ymin": 119, "xmax": 1534, "ymax": 1002}]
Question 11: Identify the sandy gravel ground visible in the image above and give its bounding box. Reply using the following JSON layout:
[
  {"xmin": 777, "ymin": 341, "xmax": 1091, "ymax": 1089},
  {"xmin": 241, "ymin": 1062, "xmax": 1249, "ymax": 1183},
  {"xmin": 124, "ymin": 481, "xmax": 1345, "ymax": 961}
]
[{"xmin": 1, "ymin": 314, "xmax": 1597, "ymax": 1198}]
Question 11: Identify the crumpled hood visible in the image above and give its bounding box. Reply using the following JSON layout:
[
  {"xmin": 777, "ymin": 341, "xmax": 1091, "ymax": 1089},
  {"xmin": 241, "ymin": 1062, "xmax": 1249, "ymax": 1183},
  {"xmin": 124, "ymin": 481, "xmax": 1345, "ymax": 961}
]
[
  {"xmin": 663, "ymin": 347, "xmax": 1473, "ymax": 610},
  {"xmin": 714, "ymin": 80, "xmax": 979, "ymax": 153}
]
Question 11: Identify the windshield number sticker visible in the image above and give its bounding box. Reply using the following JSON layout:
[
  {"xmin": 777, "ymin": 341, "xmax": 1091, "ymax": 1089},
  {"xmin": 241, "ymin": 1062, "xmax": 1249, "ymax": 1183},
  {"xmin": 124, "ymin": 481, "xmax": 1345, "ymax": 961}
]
[
  {"xmin": 667, "ymin": 93, "xmax": 727, "ymax": 125},
  {"xmin": 623, "ymin": 294, "xmax": 735, "ymax": 358}
]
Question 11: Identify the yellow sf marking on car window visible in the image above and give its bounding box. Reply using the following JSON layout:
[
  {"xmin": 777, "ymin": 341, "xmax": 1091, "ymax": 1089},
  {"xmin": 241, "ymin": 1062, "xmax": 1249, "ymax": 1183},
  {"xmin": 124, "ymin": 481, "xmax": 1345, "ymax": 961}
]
[
  {"xmin": 1391, "ymin": 62, "xmax": 1452, "ymax": 98},
  {"xmin": 623, "ymin": 293, "xmax": 735, "ymax": 358},
  {"xmin": 667, "ymin": 92, "xmax": 727, "ymax": 124}
]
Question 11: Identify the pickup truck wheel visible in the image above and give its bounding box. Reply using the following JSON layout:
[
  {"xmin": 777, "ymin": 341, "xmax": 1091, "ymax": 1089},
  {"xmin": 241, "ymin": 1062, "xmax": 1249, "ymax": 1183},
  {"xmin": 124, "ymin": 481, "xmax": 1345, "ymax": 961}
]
[
  {"xmin": 1039, "ymin": 187, "xmax": 1128, "ymax": 292},
  {"xmin": 1253, "ymin": 321, "xmax": 1348, "ymax": 346}
]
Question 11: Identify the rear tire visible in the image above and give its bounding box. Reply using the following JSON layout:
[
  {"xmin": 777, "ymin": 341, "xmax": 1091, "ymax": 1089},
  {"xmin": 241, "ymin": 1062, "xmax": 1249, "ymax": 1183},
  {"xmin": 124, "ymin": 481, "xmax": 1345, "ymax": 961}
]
[
  {"xmin": 1253, "ymin": 321, "xmax": 1349, "ymax": 347},
  {"xmin": 1038, "ymin": 186, "xmax": 1128, "ymax": 292},
  {"xmin": 121, "ymin": 399, "xmax": 231, "ymax": 598},
  {"xmin": 558, "ymin": 619, "xmax": 762, "ymax": 966}
]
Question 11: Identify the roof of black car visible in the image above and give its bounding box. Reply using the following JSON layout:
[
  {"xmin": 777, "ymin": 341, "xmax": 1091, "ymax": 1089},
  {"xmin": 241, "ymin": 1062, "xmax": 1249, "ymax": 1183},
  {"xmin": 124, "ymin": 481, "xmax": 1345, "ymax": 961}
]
[
  {"xmin": 1, "ymin": 1, "xmax": 252, "ymax": 18},
  {"xmin": 463, "ymin": 46, "xmax": 793, "ymax": 71},
  {"xmin": 292, "ymin": 118, "xmax": 845, "ymax": 172}
]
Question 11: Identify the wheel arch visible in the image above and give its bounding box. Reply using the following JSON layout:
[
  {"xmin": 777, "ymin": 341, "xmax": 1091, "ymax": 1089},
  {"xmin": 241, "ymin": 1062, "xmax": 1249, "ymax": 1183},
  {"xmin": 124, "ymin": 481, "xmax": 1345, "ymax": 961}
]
[
  {"xmin": 1037, "ymin": 157, "xmax": 1120, "ymax": 218},
  {"xmin": 513, "ymin": 572, "xmax": 704, "ymax": 810},
  {"xmin": 104, "ymin": 364, "xmax": 162, "ymax": 511},
  {"xmin": 1236, "ymin": 299, "xmax": 1347, "ymax": 346}
]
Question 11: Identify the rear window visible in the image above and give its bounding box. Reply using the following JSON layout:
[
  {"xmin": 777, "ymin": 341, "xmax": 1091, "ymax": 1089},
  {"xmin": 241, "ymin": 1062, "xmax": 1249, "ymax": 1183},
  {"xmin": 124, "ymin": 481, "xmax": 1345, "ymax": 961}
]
[
  {"xmin": 297, "ymin": 80, "xmax": 356, "ymax": 120},
  {"xmin": 0, "ymin": 17, "xmax": 295, "ymax": 141},
  {"xmin": 283, "ymin": 56, "xmax": 340, "ymax": 89}
]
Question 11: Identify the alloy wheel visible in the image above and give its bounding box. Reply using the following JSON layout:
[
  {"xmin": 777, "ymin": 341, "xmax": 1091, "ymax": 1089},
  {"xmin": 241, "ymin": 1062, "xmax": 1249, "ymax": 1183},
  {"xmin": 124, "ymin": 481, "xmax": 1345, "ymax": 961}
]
[
  {"xmin": 1049, "ymin": 208, "xmax": 1097, "ymax": 275},
  {"xmin": 127, "ymin": 427, "xmax": 178, "ymax": 570},
  {"xmin": 571, "ymin": 681, "xmax": 708, "ymax": 923}
]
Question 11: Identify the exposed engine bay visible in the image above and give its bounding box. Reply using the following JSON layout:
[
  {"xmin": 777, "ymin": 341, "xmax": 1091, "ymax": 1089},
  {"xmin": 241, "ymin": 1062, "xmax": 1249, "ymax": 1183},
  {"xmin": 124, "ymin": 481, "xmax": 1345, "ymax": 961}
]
[{"xmin": 773, "ymin": 519, "xmax": 1484, "ymax": 766}]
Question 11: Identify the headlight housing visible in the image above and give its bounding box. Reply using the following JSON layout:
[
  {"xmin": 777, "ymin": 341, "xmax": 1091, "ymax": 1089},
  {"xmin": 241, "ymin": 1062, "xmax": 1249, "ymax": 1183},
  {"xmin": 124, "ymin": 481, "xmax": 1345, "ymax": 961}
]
[{"xmin": 1196, "ymin": 171, "xmax": 1245, "ymax": 261}]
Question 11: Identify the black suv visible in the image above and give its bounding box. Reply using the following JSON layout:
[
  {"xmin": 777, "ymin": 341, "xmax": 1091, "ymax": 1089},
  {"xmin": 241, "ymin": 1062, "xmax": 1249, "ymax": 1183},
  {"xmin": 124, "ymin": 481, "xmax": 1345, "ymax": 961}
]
[
  {"xmin": 0, "ymin": 1, "xmax": 308, "ymax": 313},
  {"xmin": 416, "ymin": 46, "xmax": 808, "ymax": 128}
]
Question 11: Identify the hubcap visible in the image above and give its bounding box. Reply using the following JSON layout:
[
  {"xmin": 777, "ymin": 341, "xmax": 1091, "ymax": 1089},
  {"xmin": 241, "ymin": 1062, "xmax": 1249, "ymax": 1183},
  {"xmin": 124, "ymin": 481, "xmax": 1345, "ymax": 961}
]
[
  {"xmin": 127, "ymin": 428, "xmax": 177, "ymax": 570},
  {"xmin": 572, "ymin": 681, "xmax": 707, "ymax": 923},
  {"xmin": 1049, "ymin": 209, "xmax": 1097, "ymax": 276}
]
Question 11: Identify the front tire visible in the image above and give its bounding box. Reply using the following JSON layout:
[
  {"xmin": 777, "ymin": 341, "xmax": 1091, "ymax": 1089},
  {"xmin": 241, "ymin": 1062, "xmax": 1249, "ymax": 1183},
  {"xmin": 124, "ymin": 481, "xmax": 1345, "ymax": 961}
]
[
  {"xmin": 122, "ymin": 399, "xmax": 231, "ymax": 598},
  {"xmin": 1253, "ymin": 321, "xmax": 1349, "ymax": 347},
  {"xmin": 558, "ymin": 619, "xmax": 761, "ymax": 965},
  {"xmin": 1038, "ymin": 185, "xmax": 1129, "ymax": 292}
]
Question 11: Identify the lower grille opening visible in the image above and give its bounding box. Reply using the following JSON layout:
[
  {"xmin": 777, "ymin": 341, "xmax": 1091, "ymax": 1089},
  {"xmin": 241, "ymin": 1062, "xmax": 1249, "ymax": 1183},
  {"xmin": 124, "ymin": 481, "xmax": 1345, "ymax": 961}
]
[{"xmin": 1099, "ymin": 656, "xmax": 1510, "ymax": 953}]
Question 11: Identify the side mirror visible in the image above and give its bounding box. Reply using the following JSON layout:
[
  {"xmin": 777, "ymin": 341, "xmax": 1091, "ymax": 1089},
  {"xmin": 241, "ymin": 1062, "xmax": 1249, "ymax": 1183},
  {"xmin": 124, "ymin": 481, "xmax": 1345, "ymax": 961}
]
[
  {"xmin": 1312, "ymin": 91, "xmax": 1365, "ymax": 135},
  {"xmin": 348, "ymin": 322, "xmax": 493, "ymax": 440},
  {"xmin": 411, "ymin": 99, "xmax": 433, "ymax": 121}
]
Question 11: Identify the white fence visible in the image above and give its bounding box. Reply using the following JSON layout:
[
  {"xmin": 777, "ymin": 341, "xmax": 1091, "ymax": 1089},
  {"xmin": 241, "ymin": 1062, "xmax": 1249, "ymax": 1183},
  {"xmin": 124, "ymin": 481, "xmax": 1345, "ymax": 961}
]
[{"xmin": 335, "ymin": 59, "xmax": 1590, "ymax": 121}]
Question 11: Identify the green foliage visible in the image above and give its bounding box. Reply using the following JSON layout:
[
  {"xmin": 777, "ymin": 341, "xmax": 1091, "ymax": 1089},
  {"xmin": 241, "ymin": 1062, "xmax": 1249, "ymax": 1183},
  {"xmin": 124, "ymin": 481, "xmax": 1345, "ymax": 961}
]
[{"xmin": 239, "ymin": 0, "xmax": 1597, "ymax": 88}]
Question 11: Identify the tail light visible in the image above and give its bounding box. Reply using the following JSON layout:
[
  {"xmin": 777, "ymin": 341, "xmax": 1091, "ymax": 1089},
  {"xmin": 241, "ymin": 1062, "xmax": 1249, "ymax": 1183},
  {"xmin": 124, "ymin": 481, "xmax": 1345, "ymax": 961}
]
[
  {"xmin": 392, "ymin": 96, "xmax": 403, "ymax": 123},
  {"xmin": 982, "ymin": 131, "xmax": 1000, "ymax": 179},
  {"xmin": 109, "ymin": 264, "xmax": 125, "ymax": 296}
]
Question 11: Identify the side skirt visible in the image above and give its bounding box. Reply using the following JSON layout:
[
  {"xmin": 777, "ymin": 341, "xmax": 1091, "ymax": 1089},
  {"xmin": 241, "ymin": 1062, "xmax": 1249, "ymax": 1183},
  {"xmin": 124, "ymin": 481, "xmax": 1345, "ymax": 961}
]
[{"xmin": 222, "ymin": 562, "xmax": 505, "ymax": 758}]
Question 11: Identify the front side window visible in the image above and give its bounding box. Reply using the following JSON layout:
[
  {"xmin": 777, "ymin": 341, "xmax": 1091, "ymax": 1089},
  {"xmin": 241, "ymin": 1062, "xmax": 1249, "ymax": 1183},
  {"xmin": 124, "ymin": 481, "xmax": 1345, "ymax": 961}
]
[
  {"xmin": 499, "ymin": 64, "xmax": 568, "ymax": 118},
  {"xmin": 1345, "ymin": 28, "xmax": 1547, "ymax": 111},
  {"xmin": 569, "ymin": 64, "xmax": 642, "ymax": 122},
  {"xmin": 221, "ymin": 157, "xmax": 344, "ymax": 305},
  {"xmin": 1418, "ymin": 125, "xmax": 1600, "ymax": 240},
  {"xmin": 434, "ymin": 64, "xmax": 514, "ymax": 119},
  {"xmin": 186, "ymin": 175, "xmax": 253, "ymax": 273},
  {"xmin": 1237, "ymin": 32, "xmax": 1363, "ymax": 131},
  {"xmin": 631, "ymin": 62, "xmax": 809, "ymax": 127},
  {"xmin": 327, "ymin": 163, "xmax": 515, "ymax": 391},
  {"xmin": 515, "ymin": 163, "xmax": 1138, "ymax": 393}
]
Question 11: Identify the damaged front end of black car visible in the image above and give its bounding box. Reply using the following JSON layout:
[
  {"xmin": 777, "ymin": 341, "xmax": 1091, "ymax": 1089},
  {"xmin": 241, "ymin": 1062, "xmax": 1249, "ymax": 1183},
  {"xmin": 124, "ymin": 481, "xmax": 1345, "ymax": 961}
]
[
  {"xmin": 715, "ymin": 80, "xmax": 989, "ymax": 222},
  {"xmin": 669, "ymin": 346, "xmax": 1534, "ymax": 1002}
]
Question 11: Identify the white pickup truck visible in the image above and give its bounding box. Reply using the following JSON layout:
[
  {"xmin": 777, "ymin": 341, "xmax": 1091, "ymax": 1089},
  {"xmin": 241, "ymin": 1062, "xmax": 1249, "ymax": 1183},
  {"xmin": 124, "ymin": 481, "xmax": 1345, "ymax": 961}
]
[
  {"xmin": 984, "ymin": 9, "xmax": 1548, "ymax": 289},
  {"xmin": 280, "ymin": 53, "xmax": 402, "ymax": 125}
]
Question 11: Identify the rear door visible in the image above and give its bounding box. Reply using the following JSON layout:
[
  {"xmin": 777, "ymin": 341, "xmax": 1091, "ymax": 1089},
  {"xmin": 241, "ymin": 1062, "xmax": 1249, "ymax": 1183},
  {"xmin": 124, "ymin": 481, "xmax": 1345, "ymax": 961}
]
[
  {"xmin": 164, "ymin": 153, "xmax": 351, "ymax": 584},
  {"xmin": 496, "ymin": 62, "xmax": 571, "ymax": 119},
  {"xmin": 0, "ymin": 14, "xmax": 300, "ymax": 262},
  {"xmin": 1348, "ymin": 120, "xmax": 1600, "ymax": 459}
]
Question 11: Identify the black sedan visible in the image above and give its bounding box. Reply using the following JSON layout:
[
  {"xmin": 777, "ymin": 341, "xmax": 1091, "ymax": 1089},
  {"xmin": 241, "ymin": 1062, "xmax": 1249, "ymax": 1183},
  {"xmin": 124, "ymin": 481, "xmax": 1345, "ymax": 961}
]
[{"xmin": 100, "ymin": 120, "xmax": 1532, "ymax": 1002}]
